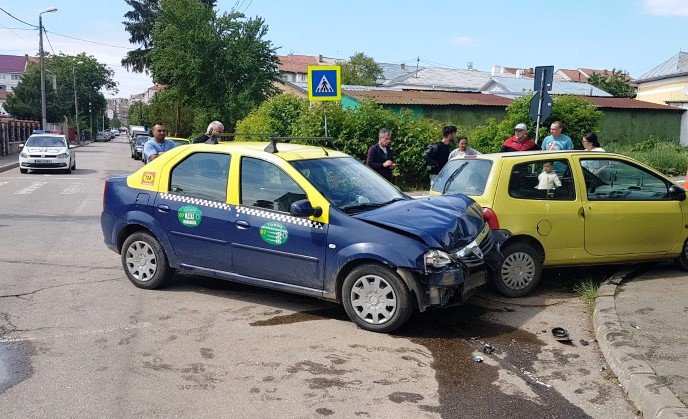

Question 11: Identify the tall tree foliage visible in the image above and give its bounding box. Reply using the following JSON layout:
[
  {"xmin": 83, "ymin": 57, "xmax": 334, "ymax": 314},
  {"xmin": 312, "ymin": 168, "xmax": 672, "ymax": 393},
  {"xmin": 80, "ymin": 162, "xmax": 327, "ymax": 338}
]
[
  {"xmin": 587, "ymin": 70, "xmax": 635, "ymax": 98},
  {"xmin": 341, "ymin": 52, "xmax": 383, "ymax": 86},
  {"xmin": 122, "ymin": 0, "xmax": 216, "ymax": 73},
  {"xmin": 150, "ymin": 0, "xmax": 279, "ymax": 131},
  {"xmin": 5, "ymin": 54, "xmax": 116, "ymax": 124}
]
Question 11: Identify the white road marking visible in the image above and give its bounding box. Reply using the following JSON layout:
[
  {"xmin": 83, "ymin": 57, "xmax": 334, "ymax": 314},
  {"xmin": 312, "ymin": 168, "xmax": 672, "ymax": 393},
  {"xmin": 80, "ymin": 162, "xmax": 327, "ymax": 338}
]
[
  {"xmin": 60, "ymin": 183, "xmax": 84, "ymax": 195},
  {"xmin": 0, "ymin": 322, "xmax": 152, "ymax": 343},
  {"xmin": 14, "ymin": 182, "xmax": 48, "ymax": 195}
]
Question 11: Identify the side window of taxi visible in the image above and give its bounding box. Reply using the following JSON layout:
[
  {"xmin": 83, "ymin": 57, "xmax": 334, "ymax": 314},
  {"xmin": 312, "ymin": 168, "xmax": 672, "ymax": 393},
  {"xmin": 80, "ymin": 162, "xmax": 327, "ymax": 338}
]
[
  {"xmin": 580, "ymin": 159, "xmax": 670, "ymax": 201},
  {"xmin": 508, "ymin": 159, "xmax": 575, "ymax": 200},
  {"xmin": 169, "ymin": 152, "xmax": 230, "ymax": 202},
  {"xmin": 241, "ymin": 157, "xmax": 307, "ymax": 212}
]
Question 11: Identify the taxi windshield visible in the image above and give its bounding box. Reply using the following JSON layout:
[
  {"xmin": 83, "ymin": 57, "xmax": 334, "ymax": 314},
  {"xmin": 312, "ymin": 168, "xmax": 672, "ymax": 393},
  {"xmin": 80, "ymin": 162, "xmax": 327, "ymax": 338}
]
[
  {"xmin": 291, "ymin": 157, "xmax": 408, "ymax": 213},
  {"xmin": 26, "ymin": 136, "xmax": 66, "ymax": 147}
]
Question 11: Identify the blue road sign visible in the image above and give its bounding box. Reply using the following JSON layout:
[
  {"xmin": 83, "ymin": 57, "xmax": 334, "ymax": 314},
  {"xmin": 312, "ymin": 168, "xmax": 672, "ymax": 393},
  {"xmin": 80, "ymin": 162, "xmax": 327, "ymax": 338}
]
[{"xmin": 308, "ymin": 66, "xmax": 341, "ymax": 101}]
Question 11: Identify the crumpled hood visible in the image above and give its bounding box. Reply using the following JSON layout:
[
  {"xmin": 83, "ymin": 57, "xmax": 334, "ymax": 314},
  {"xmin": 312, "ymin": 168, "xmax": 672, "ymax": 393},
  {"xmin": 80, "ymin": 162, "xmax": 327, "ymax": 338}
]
[
  {"xmin": 353, "ymin": 194, "xmax": 484, "ymax": 250},
  {"xmin": 25, "ymin": 147, "xmax": 67, "ymax": 154}
]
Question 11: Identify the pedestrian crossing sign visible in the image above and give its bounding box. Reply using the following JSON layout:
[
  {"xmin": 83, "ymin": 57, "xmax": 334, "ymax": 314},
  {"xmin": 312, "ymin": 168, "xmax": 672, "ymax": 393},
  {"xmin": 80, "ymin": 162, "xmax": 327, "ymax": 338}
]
[{"xmin": 307, "ymin": 65, "xmax": 341, "ymax": 101}]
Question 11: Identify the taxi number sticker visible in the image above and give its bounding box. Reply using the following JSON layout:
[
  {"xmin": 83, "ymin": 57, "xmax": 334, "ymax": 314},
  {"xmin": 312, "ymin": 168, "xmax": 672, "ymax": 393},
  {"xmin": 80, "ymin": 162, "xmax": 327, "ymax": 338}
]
[
  {"xmin": 260, "ymin": 222, "xmax": 289, "ymax": 245},
  {"xmin": 141, "ymin": 171, "xmax": 156, "ymax": 185},
  {"xmin": 177, "ymin": 205, "xmax": 202, "ymax": 227}
]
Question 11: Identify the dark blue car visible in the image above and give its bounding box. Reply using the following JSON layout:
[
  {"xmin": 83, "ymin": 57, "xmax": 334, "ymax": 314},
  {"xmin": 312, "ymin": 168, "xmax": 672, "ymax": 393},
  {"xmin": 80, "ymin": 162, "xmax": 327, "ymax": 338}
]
[{"xmin": 101, "ymin": 142, "xmax": 500, "ymax": 332}]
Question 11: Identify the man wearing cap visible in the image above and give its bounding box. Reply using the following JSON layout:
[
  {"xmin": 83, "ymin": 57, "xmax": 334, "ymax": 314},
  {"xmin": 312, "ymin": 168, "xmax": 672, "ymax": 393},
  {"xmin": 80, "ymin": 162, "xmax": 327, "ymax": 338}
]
[{"xmin": 501, "ymin": 123, "xmax": 540, "ymax": 152}]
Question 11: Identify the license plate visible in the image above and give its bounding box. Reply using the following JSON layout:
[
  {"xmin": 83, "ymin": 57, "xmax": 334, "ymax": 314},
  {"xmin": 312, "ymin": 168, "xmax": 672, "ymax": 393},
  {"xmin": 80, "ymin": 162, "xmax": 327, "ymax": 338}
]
[{"xmin": 35, "ymin": 160, "xmax": 50, "ymax": 163}]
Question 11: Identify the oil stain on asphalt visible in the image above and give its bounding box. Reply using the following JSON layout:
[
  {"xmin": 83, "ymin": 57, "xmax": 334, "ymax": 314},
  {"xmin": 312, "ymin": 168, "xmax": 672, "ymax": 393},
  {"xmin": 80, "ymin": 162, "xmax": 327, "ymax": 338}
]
[
  {"xmin": 0, "ymin": 341, "xmax": 34, "ymax": 395},
  {"xmin": 254, "ymin": 304, "xmax": 590, "ymax": 418}
]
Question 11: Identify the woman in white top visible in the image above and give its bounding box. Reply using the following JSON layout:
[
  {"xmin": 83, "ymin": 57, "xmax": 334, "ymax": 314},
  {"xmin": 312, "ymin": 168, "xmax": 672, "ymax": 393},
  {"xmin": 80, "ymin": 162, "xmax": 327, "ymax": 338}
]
[
  {"xmin": 536, "ymin": 162, "xmax": 562, "ymax": 190},
  {"xmin": 582, "ymin": 132, "xmax": 605, "ymax": 152}
]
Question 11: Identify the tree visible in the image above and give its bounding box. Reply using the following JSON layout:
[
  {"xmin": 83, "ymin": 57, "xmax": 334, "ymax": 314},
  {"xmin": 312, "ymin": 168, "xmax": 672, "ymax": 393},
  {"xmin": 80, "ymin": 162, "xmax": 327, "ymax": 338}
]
[
  {"xmin": 111, "ymin": 116, "xmax": 121, "ymax": 128},
  {"xmin": 587, "ymin": 70, "xmax": 635, "ymax": 98},
  {"xmin": 122, "ymin": 0, "xmax": 216, "ymax": 73},
  {"xmin": 340, "ymin": 52, "xmax": 383, "ymax": 86},
  {"xmin": 5, "ymin": 54, "xmax": 116, "ymax": 124},
  {"xmin": 150, "ymin": 0, "xmax": 279, "ymax": 131}
]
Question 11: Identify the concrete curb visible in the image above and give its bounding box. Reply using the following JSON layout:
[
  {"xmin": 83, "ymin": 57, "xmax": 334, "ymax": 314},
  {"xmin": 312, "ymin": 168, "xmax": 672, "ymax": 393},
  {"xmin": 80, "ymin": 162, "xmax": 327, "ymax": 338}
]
[
  {"xmin": 594, "ymin": 269, "xmax": 688, "ymax": 418},
  {"xmin": 0, "ymin": 141, "xmax": 93, "ymax": 174}
]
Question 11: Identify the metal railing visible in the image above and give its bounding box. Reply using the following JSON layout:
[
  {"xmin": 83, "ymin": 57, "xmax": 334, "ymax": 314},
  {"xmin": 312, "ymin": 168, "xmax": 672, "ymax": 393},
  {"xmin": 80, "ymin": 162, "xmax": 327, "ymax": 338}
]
[{"xmin": 0, "ymin": 119, "xmax": 40, "ymax": 156}]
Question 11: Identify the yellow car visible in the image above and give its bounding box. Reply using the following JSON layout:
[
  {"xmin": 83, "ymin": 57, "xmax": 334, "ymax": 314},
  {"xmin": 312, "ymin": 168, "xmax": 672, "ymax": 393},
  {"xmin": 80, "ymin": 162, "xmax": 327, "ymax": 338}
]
[
  {"xmin": 430, "ymin": 150, "xmax": 688, "ymax": 297},
  {"xmin": 168, "ymin": 137, "xmax": 192, "ymax": 146}
]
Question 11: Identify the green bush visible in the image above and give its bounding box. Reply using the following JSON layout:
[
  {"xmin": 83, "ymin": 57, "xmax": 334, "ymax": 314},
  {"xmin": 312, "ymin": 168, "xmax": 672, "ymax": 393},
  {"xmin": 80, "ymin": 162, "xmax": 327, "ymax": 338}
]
[
  {"xmin": 235, "ymin": 93, "xmax": 309, "ymax": 140},
  {"xmin": 607, "ymin": 140, "xmax": 688, "ymax": 176}
]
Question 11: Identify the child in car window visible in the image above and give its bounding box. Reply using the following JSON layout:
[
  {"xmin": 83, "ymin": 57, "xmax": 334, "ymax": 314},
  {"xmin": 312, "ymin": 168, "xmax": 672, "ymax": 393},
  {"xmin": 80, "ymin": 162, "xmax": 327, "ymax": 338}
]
[{"xmin": 536, "ymin": 162, "xmax": 561, "ymax": 190}]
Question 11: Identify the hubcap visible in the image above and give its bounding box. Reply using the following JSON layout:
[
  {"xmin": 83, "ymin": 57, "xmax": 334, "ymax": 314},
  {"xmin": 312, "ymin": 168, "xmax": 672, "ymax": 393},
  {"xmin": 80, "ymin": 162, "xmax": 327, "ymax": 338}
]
[
  {"xmin": 501, "ymin": 252, "xmax": 535, "ymax": 290},
  {"xmin": 125, "ymin": 241, "xmax": 157, "ymax": 282},
  {"xmin": 350, "ymin": 274, "xmax": 397, "ymax": 325}
]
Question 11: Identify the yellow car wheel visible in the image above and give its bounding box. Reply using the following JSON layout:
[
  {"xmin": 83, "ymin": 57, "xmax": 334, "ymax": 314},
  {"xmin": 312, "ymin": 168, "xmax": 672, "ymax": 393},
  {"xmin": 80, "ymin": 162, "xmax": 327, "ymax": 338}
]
[{"xmin": 491, "ymin": 242, "xmax": 542, "ymax": 297}]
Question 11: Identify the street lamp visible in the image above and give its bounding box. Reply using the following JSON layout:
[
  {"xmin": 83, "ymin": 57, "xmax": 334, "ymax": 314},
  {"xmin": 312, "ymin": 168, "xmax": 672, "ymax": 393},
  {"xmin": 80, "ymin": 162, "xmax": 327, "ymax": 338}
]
[
  {"xmin": 39, "ymin": 7, "xmax": 57, "ymax": 130},
  {"xmin": 72, "ymin": 61, "xmax": 84, "ymax": 142}
]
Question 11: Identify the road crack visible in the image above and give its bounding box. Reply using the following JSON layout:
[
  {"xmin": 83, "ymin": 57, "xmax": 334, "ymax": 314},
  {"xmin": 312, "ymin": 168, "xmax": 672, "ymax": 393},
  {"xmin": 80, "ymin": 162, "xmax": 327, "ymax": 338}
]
[{"xmin": 0, "ymin": 278, "xmax": 119, "ymax": 299}]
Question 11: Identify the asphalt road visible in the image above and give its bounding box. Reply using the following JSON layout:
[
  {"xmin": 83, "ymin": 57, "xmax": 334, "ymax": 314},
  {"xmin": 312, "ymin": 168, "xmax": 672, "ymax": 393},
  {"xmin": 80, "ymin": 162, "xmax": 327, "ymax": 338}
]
[{"xmin": 0, "ymin": 136, "xmax": 637, "ymax": 418}]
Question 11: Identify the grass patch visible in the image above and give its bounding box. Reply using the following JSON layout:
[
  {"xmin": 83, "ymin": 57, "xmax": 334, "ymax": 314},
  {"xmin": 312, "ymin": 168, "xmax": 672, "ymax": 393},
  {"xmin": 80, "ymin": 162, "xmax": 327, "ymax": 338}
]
[
  {"xmin": 573, "ymin": 278, "xmax": 601, "ymax": 314},
  {"xmin": 607, "ymin": 139, "xmax": 688, "ymax": 176}
]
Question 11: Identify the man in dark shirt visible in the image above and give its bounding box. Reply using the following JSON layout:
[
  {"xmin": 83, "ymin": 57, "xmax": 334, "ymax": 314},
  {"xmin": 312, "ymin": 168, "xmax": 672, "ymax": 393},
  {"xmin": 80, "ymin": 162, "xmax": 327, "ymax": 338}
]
[
  {"xmin": 423, "ymin": 125, "xmax": 456, "ymax": 186},
  {"xmin": 194, "ymin": 120, "xmax": 224, "ymax": 144},
  {"xmin": 366, "ymin": 128, "xmax": 397, "ymax": 182}
]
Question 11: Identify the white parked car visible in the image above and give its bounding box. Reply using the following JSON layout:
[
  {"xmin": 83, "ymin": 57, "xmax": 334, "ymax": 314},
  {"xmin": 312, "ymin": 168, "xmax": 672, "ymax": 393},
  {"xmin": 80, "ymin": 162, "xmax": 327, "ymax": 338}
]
[{"xmin": 19, "ymin": 134, "xmax": 76, "ymax": 174}]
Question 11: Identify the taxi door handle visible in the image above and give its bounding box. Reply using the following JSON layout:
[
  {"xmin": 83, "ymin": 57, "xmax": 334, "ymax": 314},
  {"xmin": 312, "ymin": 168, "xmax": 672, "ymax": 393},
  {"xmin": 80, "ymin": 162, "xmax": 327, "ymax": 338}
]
[
  {"xmin": 235, "ymin": 220, "xmax": 250, "ymax": 229},
  {"xmin": 157, "ymin": 204, "xmax": 170, "ymax": 213},
  {"xmin": 578, "ymin": 207, "xmax": 585, "ymax": 219}
]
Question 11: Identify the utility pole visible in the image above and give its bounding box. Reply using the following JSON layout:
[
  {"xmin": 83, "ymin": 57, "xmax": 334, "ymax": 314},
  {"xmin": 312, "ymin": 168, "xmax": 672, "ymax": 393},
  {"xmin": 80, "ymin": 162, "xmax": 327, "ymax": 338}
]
[
  {"xmin": 72, "ymin": 61, "xmax": 83, "ymax": 142},
  {"xmin": 38, "ymin": 8, "xmax": 57, "ymax": 129}
]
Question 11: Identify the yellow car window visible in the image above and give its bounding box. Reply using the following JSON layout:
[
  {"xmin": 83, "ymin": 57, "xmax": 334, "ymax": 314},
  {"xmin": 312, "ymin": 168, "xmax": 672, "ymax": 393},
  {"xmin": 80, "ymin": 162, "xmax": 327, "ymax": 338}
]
[
  {"xmin": 508, "ymin": 159, "xmax": 575, "ymax": 201},
  {"xmin": 580, "ymin": 159, "xmax": 670, "ymax": 201}
]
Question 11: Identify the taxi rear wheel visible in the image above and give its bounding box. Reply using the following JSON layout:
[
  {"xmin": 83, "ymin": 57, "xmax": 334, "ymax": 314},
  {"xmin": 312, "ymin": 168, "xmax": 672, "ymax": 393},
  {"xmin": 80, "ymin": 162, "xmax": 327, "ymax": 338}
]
[
  {"xmin": 675, "ymin": 239, "xmax": 688, "ymax": 271},
  {"xmin": 342, "ymin": 263, "xmax": 413, "ymax": 333},
  {"xmin": 490, "ymin": 242, "xmax": 542, "ymax": 297},
  {"xmin": 121, "ymin": 232, "xmax": 173, "ymax": 290}
]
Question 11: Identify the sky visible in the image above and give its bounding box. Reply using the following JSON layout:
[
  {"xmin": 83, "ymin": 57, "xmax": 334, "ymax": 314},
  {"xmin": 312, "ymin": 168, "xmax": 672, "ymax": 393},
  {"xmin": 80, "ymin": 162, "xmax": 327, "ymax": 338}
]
[{"xmin": 1, "ymin": 0, "xmax": 687, "ymax": 98}]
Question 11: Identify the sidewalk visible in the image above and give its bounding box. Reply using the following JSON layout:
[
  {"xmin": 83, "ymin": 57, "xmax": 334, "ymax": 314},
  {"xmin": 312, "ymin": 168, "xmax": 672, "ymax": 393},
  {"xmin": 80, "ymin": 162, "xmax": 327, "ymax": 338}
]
[
  {"xmin": 594, "ymin": 265, "xmax": 688, "ymax": 418},
  {"xmin": 0, "ymin": 141, "xmax": 93, "ymax": 173}
]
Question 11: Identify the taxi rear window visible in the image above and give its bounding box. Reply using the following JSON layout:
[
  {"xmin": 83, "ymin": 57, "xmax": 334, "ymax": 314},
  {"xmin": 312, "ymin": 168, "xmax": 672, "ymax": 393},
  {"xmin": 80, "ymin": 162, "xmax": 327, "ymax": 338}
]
[{"xmin": 432, "ymin": 159, "xmax": 492, "ymax": 196}]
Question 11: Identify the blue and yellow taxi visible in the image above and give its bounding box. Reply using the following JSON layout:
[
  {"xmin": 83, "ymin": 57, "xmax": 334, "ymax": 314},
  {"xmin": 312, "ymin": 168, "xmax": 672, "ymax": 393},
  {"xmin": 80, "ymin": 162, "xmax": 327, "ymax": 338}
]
[{"xmin": 101, "ymin": 140, "xmax": 499, "ymax": 332}]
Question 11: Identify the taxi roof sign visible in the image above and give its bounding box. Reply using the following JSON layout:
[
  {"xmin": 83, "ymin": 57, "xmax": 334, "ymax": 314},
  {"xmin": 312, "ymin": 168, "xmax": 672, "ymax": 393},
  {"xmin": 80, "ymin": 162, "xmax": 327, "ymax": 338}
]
[{"xmin": 307, "ymin": 65, "xmax": 341, "ymax": 101}]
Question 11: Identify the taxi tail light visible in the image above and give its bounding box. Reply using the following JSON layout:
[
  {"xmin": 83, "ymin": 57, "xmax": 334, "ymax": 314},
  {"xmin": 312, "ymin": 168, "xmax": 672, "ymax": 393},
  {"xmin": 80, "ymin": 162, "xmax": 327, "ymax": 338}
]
[
  {"xmin": 482, "ymin": 207, "xmax": 499, "ymax": 230},
  {"xmin": 103, "ymin": 179, "xmax": 109, "ymax": 211}
]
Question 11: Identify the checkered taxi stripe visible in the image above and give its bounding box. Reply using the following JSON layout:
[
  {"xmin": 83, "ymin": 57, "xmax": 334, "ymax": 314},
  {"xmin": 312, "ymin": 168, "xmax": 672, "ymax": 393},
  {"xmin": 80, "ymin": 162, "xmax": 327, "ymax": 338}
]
[
  {"xmin": 236, "ymin": 206, "xmax": 324, "ymax": 229},
  {"xmin": 159, "ymin": 193, "xmax": 233, "ymax": 211}
]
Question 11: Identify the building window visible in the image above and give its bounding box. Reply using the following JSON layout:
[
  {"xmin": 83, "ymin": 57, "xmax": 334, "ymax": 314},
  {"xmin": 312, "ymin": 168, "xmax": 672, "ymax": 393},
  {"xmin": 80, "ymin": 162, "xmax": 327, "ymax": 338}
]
[
  {"xmin": 0, "ymin": 74, "xmax": 6, "ymax": 79},
  {"xmin": 11, "ymin": 74, "xmax": 22, "ymax": 80}
]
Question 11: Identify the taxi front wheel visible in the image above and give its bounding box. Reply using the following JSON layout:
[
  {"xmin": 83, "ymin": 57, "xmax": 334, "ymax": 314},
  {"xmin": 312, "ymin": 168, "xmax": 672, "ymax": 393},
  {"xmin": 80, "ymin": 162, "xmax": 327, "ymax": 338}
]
[
  {"xmin": 342, "ymin": 263, "xmax": 413, "ymax": 333},
  {"xmin": 121, "ymin": 232, "xmax": 174, "ymax": 290},
  {"xmin": 490, "ymin": 242, "xmax": 542, "ymax": 298}
]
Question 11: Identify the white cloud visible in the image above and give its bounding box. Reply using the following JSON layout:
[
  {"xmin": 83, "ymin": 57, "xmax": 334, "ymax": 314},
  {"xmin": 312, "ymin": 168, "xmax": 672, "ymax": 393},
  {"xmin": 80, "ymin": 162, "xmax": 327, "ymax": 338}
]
[
  {"xmin": 450, "ymin": 35, "xmax": 475, "ymax": 46},
  {"xmin": 645, "ymin": 0, "xmax": 688, "ymax": 16}
]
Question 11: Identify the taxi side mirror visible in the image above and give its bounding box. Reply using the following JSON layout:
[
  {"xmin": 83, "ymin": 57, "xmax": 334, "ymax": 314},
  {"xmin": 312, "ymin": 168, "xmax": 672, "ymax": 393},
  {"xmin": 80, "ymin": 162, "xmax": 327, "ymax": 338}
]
[
  {"xmin": 669, "ymin": 185, "xmax": 686, "ymax": 201},
  {"xmin": 290, "ymin": 199, "xmax": 322, "ymax": 218}
]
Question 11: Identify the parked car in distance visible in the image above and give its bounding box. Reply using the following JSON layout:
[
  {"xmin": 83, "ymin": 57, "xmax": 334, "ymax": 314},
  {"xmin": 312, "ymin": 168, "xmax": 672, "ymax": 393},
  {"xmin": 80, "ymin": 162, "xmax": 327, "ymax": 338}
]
[
  {"xmin": 19, "ymin": 134, "xmax": 76, "ymax": 174},
  {"xmin": 101, "ymin": 141, "xmax": 500, "ymax": 332},
  {"xmin": 131, "ymin": 135, "xmax": 149, "ymax": 160},
  {"xmin": 95, "ymin": 131, "xmax": 110, "ymax": 142},
  {"xmin": 430, "ymin": 150, "xmax": 688, "ymax": 297}
]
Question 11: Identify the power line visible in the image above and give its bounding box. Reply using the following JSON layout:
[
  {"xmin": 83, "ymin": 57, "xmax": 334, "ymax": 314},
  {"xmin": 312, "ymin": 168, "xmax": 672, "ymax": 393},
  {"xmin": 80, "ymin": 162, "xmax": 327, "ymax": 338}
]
[
  {"xmin": 0, "ymin": 7, "xmax": 38, "ymax": 28},
  {"xmin": 44, "ymin": 30, "xmax": 134, "ymax": 50},
  {"xmin": 43, "ymin": 27, "xmax": 56, "ymax": 54},
  {"xmin": 0, "ymin": 21, "xmax": 31, "ymax": 42}
]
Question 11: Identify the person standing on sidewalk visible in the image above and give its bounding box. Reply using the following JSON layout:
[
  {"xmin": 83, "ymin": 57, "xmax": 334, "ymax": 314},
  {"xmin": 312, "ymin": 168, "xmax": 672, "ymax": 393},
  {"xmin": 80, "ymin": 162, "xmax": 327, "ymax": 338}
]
[
  {"xmin": 501, "ymin": 123, "xmax": 540, "ymax": 152},
  {"xmin": 144, "ymin": 123, "xmax": 177, "ymax": 162},
  {"xmin": 449, "ymin": 136, "xmax": 481, "ymax": 159},
  {"xmin": 423, "ymin": 125, "xmax": 456, "ymax": 186},
  {"xmin": 366, "ymin": 128, "xmax": 397, "ymax": 182}
]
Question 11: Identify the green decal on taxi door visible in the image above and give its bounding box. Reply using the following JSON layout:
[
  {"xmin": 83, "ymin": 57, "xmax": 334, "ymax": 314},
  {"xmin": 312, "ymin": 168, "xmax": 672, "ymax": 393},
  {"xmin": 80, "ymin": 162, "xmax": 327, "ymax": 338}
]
[
  {"xmin": 177, "ymin": 205, "xmax": 202, "ymax": 227},
  {"xmin": 260, "ymin": 222, "xmax": 289, "ymax": 245}
]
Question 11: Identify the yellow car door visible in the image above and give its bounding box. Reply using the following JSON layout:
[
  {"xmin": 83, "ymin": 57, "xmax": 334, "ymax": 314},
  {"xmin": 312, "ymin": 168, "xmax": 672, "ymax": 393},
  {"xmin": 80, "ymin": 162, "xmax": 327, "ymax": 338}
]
[
  {"xmin": 494, "ymin": 157, "xmax": 585, "ymax": 264},
  {"xmin": 577, "ymin": 156, "xmax": 682, "ymax": 256}
]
